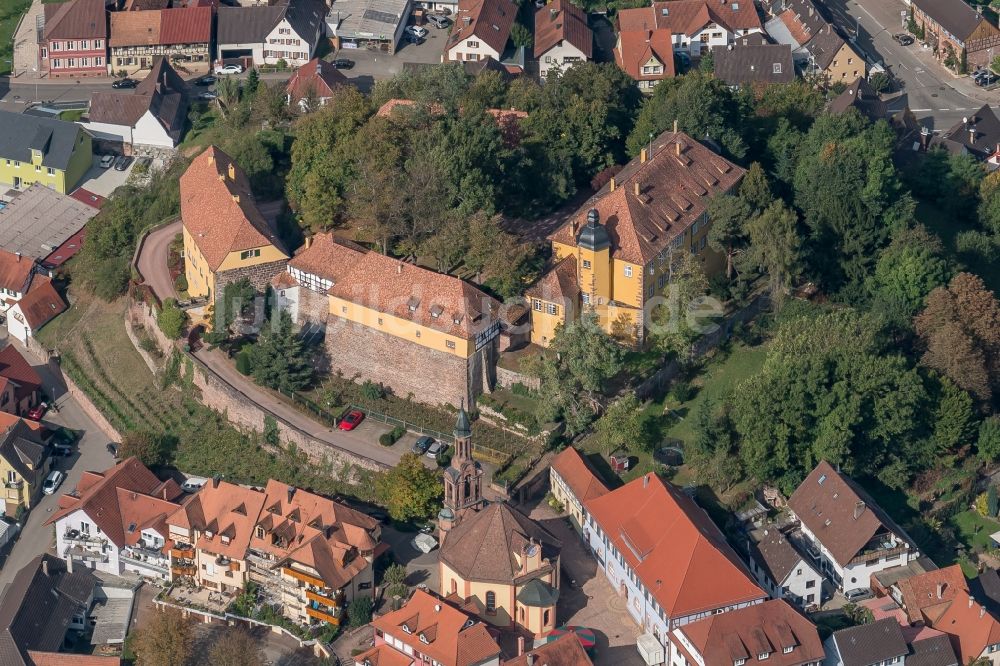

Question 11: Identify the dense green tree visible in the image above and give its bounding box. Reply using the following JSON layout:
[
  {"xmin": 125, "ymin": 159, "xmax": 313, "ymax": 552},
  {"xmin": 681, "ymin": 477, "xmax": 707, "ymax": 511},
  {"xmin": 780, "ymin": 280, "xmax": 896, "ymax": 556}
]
[
  {"xmin": 157, "ymin": 298, "xmax": 186, "ymax": 339},
  {"xmin": 793, "ymin": 111, "xmax": 914, "ymax": 300},
  {"xmin": 947, "ymin": 152, "xmax": 986, "ymax": 219},
  {"xmin": 649, "ymin": 252, "xmax": 711, "ymax": 358},
  {"xmin": 628, "ymin": 71, "xmax": 749, "ymax": 159},
  {"xmin": 245, "ymin": 68, "xmax": 260, "ymax": 95},
  {"xmin": 744, "ymin": 200, "xmax": 801, "ymax": 306},
  {"xmin": 979, "ymin": 170, "xmax": 1000, "ymax": 234},
  {"xmin": 729, "ymin": 308, "xmax": 935, "ymax": 492},
  {"xmin": 347, "ymin": 596, "xmax": 374, "ymax": 628},
  {"xmin": 208, "ymin": 628, "xmax": 264, "ymax": 666},
  {"xmin": 510, "ymin": 22, "xmax": 533, "ymax": 47},
  {"xmin": 529, "ymin": 313, "xmax": 624, "ymax": 435},
  {"xmin": 706, "ymin": 193, "xmax": 752, "ymax": 280},
  {"xmin": 118, "ymin": 430, "xmax": 165, "ymax": 467},
  {"xmin": 688, "ymin": 399, "xmax": 742, "ymax": 491},
  {"xmin": 739, "ymin": 162, "xmax": 775, "ymax": 215},
  {"xmin": 375, "ymin": 453, "xmax": 442, "ymax": 520},
  {"xmin": 222, "ymin": 132, "xmax": 276, "ymax": 198},
  {"xmin": 132, "ymin": 607, "xmax": 192, "ymax": 666},
  {"xmin": 979, "ymin": 416, "xmax": 1000, "ymax": 462},
  {"xmin": 596, "ymin": 391, "xmax": 651, "ymax": 454},
  {"xmin": 247, "ymin": 309, "xmax": 313, "ymax": 392},
  {"xmin": 932, "ymin": 377, "xmax": 977, "ymax": 452},
  {"xmin": 868, "ymin": 225, "xmax": 952, "ymax": 319}
]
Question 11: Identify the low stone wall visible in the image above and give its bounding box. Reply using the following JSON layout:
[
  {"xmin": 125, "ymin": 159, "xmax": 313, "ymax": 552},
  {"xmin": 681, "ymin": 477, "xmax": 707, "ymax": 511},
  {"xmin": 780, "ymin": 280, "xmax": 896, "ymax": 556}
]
[{"xmin": 495, "ymin": 366, "xmax": 540, "ymax": 392}]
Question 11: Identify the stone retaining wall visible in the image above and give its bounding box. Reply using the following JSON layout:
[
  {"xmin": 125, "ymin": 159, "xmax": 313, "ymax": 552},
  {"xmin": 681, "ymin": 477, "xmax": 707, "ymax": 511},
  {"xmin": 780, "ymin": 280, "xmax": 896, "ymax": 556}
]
[{"xmin": 495, "ymin": 365, "xmax": 540, "ymax": 392}]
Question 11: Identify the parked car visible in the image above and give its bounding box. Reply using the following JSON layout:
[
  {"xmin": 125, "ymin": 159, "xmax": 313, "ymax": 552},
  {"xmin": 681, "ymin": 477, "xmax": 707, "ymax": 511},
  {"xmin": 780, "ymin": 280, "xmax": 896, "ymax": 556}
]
[
  {"xmin": 427, "ymin": 14, "xmax": 451, "ymax": 28},
  {"xmin": 405, "ymin": 25, "xmax": 428, "ymax": 38},
  {"xmin": 425, "ymin": 440, "xmax": 444, "ymax": 459},
  {"xmin": 405, "ymin": 33, "xmax": 425, "ymax": 44},
  {"xmin": 333, "ymin": 58, "xmax": 354, "ymax": 69},
  {"xmin": 99, "ymin": 154, "xmax": 115, "ymax": 169},
  {"xmin": 892, "ymin": 33, "xmax": 914, "ymax": 46},
  {"xmin": 181, "ymin": 476, "xmax": 208, "ymax": 493},
  {"xmin": 52, "ymin": 444, "xmax": 72, "ymax": 457},
  {"xmin": 338, "ymin": 409, "xmax": 365, "ymax": 431},
  {"xmin": 844, "ymin": 588, "xmax": 874, "ymax": 602},
  {"xmin": 411, "ymin": 435, "xmax": 435, "ymax": 455},
  {"xmin": 107, "ymin": 443, "xmax": 119, "ymax": 458},
  {"xmin": 42, "ymin": 470, "xmax": 64, "ymax": 495},
  {"xmin": 215, "ymin": 63, "xmax": 244, "ymax": 75},
  {"xmin": 114, "ymin": 155, "xmax": 133, "ymax": 171},
  {"xmin": 975, "ymin": 72, "xmax": 995, "ymax": 87},
  {"xmin": 26, "ymin": 402, "xmax": 48, "ymax": 421},
  {"xmin": 111, "ymin": 78, "xmax": 138, "ymax": 89},
  {"xmin": 196, "ymin": 75, "xmax": 216, "ymax": 86},
  {"xmin": 198, "ymin": 90, "xmax": 219, "ymax": 100}
]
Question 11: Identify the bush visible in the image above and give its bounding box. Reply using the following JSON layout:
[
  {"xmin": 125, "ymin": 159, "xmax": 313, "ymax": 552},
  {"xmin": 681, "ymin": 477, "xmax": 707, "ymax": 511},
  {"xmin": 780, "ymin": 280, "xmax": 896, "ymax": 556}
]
[
  {"xmin": 510, "ymin": 382, "xmax": 533, "ymax": 396},
  {"xmin": 157, "ymin": 298, "xmax": 186, "ymax": 339},
  {"xmin": 362, "ymin": 380, "xmax": 385, "ymax": 400},
  {"xmin": 955, "ymin": 230, "xmax": 998, "ymax": 260},
  {"xmin": 235, "ymin": 348, "xmax": 253, "ymax": 375},
  {"xmin": 436, "ymin": 445, "xmax": 453, "ymax": 468},
  {"xmin": 347, "ymin": 596, "xmax": 373, "ymax": 628},
  {"xmin": 671, "ymin": 380, "xmax": 695, "ymax": 403},
  {"xmin": 174, "ymin": 273, "xmax": 188, "ymax": 292},
  {"xmin": 378, "ymin": 433, "xmax": 395, "ymax": 447}
]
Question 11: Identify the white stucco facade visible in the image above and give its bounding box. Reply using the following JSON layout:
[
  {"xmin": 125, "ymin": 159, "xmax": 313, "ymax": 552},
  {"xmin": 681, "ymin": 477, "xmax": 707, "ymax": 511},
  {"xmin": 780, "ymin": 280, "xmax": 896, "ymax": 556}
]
[
  {"xmin": 795, "ymin": 519, "xmax": 916, "ymax": 594},
  {"xmin": 263, "ymin": 18, "xmax": 319, "ymax": 67},
  {"xmin": 54, "ymin": 508, "xmax": 171, "ymax": 581},
  {"xmin": 216, "ymin": 40, "xmax": 266, "ymax": 65},
  {"xmin": 446, "ymin": 36, "xmax": 503, "ymax": 63},
  {"xmin": 672, "ymin": 24, "xmax": 762, "ymax": 55},
  {"xmin": 81, "ymin": 109, "xmax": 177, "ymax": 148},
  {"xmin": 746, "ymin": 551, "xmax": 823, "ymax": 609},
  {"xmin": 537, "ymin": 41, "xmax": 588, "ymax": 79}
]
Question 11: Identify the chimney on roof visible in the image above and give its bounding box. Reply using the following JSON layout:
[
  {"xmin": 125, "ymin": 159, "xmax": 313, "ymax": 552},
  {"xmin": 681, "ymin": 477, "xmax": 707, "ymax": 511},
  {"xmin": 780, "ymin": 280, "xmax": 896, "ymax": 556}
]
[
  {"xmin": 434, "ymin": 603, "xmax": 441, "ymax": 612},
  {"xmin": 212, "ymin": 474, "xmax": 221, "ymax": 488},
  {"xmin": 66, "ymin": 555, "xmax": 73, "ymax": 574},
  {"xmin": 610, "ymin": 177, "xmax": 616, "ymax": 191},
  {"xmin": 518, "ymin": 636, "xmax": 525, "ymax": 656},
  {"xmin": 304, "ymin": 235, "xmax": 313, "ymax": 249},
  {"xmin": 287, "ymin": 487, "xmax": 295, "ymax": 504},
  {"xmin": 42, "ymin": 559, "xmax": 49, "ymax": 577},
  {"xmin": 228, "ymin": 163, "xmax": 236, "ymax": 180},
  {"xmin": 676, "ymin": 140, "xmax": 681, "ymax": 156},
  {"xmin": 853, "ymin": 501, "xmax": 865, "ymax": 519},
  {"xmin": 640, "ymin": 147, "xmax": 648, "ymax": 163},
  {"xmin": 644, "ymin": 473, "xmax": 650, "ymax": 487},
  {"xmin": 15, "ymin": 252, "xmax": 20, "ymax": 262},
  {"xmin": 983, "ymin": 606, "xmax": 988, "ymax": 619},
  {"xmin": 937, "ymin": 582, "xmax": 945, "ymax": 599},
  {"xmin": 971, "ymin": 595, "xmax": 975, "ymax": 608},
  {"xmin": 397, "ymin": 263, "xmax": 403, "ymax": 274},
  {"xmin": 527, "ymin": 654, "xmax": 536, "ymax": 666},
  {"xmin": 634, "ymin": 181, "xmax": 641, "ymax": 196}
]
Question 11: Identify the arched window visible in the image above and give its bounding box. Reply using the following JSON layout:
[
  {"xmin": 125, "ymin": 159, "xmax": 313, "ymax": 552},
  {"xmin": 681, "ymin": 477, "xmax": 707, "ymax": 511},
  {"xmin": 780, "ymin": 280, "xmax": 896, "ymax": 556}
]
[
  {"xmin": 485, "ymin": 591, "xmax": 496, "ymax": 614},
  {"xmin": 451, "ymin": 579, "xmax": 458, "ymax": 594},
  {"xmin": 543, "ymin": 609, "xmax": 550, "ymax": 626},
  {"xmin": 519, "ymin": 606, "xmax": 525, "ymax": 622}
]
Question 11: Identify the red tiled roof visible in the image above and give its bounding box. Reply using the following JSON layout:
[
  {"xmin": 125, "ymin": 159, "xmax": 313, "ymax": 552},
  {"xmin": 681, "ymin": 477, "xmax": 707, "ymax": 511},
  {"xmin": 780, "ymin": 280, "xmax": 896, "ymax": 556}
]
[
  {"xmin": 533, "ymin": 0, "xmax": 592, "ymax": 59},
  {"xmin": 180, "ymin": 146, "xmax": 288, "ymax": 271},
  {"xmin": 158, "ymin": 6, "xmax": 211, "ymax": 44},
  {"xmin": 614, "ymin": 7, "xmax": 675, "ymax": 82},
  {"xmin": 41, "ymin": 227, "xmax": 87, "ymax": 269},
  {"xmin": 169, "ymin": 478, "xmax": 265, "ymax": 560},
  {"xmin": 45, "ymin": 458, "xmax": 185, "ymax": 549},
  {"xmin": 0, "ymin": 345, "xmax": 42, "ymax": 403},
  {"xmin": 672, "ymin": 599, "xmax": 824, "ymax": 666},
  {"xmin": 932, "ymin": 591, "xmax": 1000, "ymax": 662},
  {"xmin": 655, "ymin": 0, "xmax": 762, "ymax": 34},
  {"xmin": 549, "ymin": 130, "xmax": 743, "ymax": 265},
  {"xmin": 370, "ymin": 590, "xmax": 501, "ymax": 666},
  {"xmin": 503, "ymin": 632, "xmax": 593, "ymax": 665},
  {"xmin": 69, "ymin": 188, "xmax": 105, "ymax": 209},
  {"xmin": 446, "ymin": 0, "xmax": 517, "ymax": 57},
  {"xmin": 0, "ymin": 249, "xmax": 36, "ymax": 295},
  {"xmin": 12, "ymin": 276, "xmax": 66, "ymax": 330},
  {"xmin": 284, "ymin": 58, "xmax": 348, "ymax": 102},
  {"xmin": 548, "ymin": 446, "xmax": 608, "ymax": 503},
  {"xmin": 896, "ymin": 565, "xmax": 968, "ymax": 624},
  {"xmin": 585, "ymin": 473, "xmax": 765, "ymax": 617},
  {"xmin": 43, "ymin": 0, "xmax": 107, "ymax": 41},
  {"xmin": 28, "ymin": 652, "xmax": 121, "ymax": 665}
]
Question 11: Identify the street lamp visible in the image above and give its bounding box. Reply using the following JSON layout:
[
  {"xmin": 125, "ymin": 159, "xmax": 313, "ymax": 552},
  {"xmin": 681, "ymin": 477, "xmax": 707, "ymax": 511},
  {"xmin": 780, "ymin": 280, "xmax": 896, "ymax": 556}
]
[{"xmin": 855, "ymin": 16, "xmax": 861, "ymax": 39}]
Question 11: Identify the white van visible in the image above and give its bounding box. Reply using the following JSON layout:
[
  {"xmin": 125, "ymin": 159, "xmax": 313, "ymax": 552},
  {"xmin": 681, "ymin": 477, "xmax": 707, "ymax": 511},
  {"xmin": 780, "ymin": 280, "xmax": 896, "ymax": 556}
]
[{"xmin": 181, "ymin": 476, "xmax": 209, "ymax": 493}]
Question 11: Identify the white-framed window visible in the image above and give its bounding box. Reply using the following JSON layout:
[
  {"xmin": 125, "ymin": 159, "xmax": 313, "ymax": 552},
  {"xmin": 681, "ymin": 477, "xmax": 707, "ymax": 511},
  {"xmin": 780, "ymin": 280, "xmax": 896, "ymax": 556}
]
[
  {"xmin": 582, "ymin": 293, "xmax": 590, "ymax": 304},
  {"xmin": 544, "ymin": 55, "xmax": 551, "ymax": 63},
  {"xmin": 95, "ymin": 39, "xmax": 102, "ymax": 48},
  {"xmin": 81, "ymin": 40, "xmax": 88, "ymax": 49},
  {"xmin": 51, "ymin": 41, "xmax": 60, "ymax": 51},
  {"xmin": 66, "ymin": 41, "xmax": 75, "ymax": 50},
  {"xmin": 446, "ymin": 340, "xmax": 456, "ymax": 349},
  {"xmin": 735, "ymin": 660, "xmax": 745, "ymax": 666},
  {"xmin": 624, "ymin": 265, "xmax": 632, "ymax": 278},
  {"xmin": 240, "ymin": 249, "xmax": 261, "ymax": 260},
  {"xmin": 68, "ymin": 57, "xmax": 75, "ymax": 67},
  {"xmin": 467, "ymin": 40, "xmax": 479, "ymax": 48},
  {"xmin": 96, "ymin": 56, "xmax": 103, "ymax": 65},
  {"xmin": 52, "ymin": 59, "xmax": 61, "ymax": 68},
  {"xmin": 546, "ymin": 303, "xmax": 557, "ymax": 315},
  {"xmin": 782, "ymin": 647, "xmax": 793, "ymax": 654},
  {"xmin": 532, "ymin": 299, "xmax": 542, "ymax": 311},
  {"xmin": 582, "ymin": 259, "xmax": 591, "ymax": 269},
  {"xmin": 758, "ymin": 652, "xmax": 769, "ymax": 660},
  {"xmin": 773, "ymin": 63, "xmax": 782, "ymax": 74}
]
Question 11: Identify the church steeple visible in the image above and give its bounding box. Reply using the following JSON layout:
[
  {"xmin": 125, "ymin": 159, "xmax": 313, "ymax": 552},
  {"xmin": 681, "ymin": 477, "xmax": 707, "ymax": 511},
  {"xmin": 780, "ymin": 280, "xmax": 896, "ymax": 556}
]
[
  {"xmin": 440, "ymin": 400, "xmax": 484, "ymax": 540},
  {"xmin": 453, "ymin": 400, "xmax": 472, "ymax": 462}
]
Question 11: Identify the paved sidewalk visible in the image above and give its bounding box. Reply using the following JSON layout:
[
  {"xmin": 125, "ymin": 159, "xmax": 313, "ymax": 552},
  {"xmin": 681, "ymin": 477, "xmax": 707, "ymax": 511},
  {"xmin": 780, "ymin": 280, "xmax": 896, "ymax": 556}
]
[{"xmin": 11, "ymin": 0, "xmax": 43, "ymax": 78}]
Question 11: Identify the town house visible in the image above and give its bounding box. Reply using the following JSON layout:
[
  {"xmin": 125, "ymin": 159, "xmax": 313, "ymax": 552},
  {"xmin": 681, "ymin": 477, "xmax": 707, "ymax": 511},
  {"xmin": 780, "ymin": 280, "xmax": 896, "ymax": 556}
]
[
  {"xmin": 0, "ymin": 110, "xmax": 93, "ymax": 195},
  {"xmin": 548, "ymin": 446, "xmax": 608, "ymax": 532},
  {"xmin": 216, "ymin": 0, "xmax": 328, "ymax": 69},
  {"xmin": 41, "ymin": 0, "xmax": 108, "ymax": 78},
  {"xmin": 534, "ymin": 0, "xmax": 593, "ymax": 80},
  {"xmin": 109, "ymin": 6, "xmax": 211, "ymax": 75},
  {"xmin": 0, "ymin": 415, "xmax": 50, "ymax": 519},
  {"xmin": 912, "ymin": 0, "xmax": 1000, "ymax": 70},
  {"xmin": 444, "ymin": 0, "xmax": 517, "ymax": 64}
]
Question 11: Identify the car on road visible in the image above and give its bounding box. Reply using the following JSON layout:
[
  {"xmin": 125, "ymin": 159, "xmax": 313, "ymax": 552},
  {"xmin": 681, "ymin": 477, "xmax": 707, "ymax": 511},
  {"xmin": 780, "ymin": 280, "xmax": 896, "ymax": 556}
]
[
  {"xmin": 198, "ymin": 90, "xmax": 219, "ymax": 100},
  {"xmin": 42, "ymin": 470, "xmax": 64, "ymax": 495},
  {"xmin": 425, "ymin": 440, "xmax": 444, "ymax": 459},
  {"xmin": 427, "ymin": 14, "xmax": 451, "ymax": 28},
  {"xmin": 411, "ymin": 436, "xmax": 435, "ymax": 455},
  {"xmin": 196, "ymin": 75, "xmax": 216, "ymax": 86},
  {"xmin": 892, "ymin": 33, "xmax": 914, "ymax": 46},
  {"xmin": 405, "ymin": 25, "xmax": 428, "ymax": 38},
  {"xmin": 26, "ymin": 402, "xmax": 48, "ymax": 421},
  {"xmin": 99, "ymin": 154, "xmax": 115, "ymax": 169},
  {"xmin": 215, "ymin": 63, "xmax": 244, "ymax": 75},
  {"xmin": 338, "ymin": 409, "xmax": 365, "ymax": 431},
  {"xmin": 114, "ymin": 155, "xmax": 133, "ymax": 171},
  {"xmin": 333, "ymin": 58, "xmax": 354, "ymax": 69},
  {"xmin": 111, "ymin": 78, "xmax": 138, "ymax": 89}
]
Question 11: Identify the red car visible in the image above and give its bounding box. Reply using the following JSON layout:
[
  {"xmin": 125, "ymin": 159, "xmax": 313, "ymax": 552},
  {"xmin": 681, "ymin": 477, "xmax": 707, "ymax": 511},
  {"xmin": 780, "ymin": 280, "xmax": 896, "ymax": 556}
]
[
  {"xmin": 338, "ymin": 409, "xmax": 364, "ymax": 431},
  {"xmin": 27, "ymin": 402, "xmax": 48, "ymax": 421}
]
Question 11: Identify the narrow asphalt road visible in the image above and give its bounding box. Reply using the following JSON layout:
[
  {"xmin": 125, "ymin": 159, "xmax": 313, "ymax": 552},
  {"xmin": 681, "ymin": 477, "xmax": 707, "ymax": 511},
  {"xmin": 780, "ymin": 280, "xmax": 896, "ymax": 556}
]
[
  {"xmin": 137, "ymin": 220, "xmax": 181, "ymax": 302},
  {"xmin": 0, "ymin": 340, "xmax": 116, "ymax": 592}
]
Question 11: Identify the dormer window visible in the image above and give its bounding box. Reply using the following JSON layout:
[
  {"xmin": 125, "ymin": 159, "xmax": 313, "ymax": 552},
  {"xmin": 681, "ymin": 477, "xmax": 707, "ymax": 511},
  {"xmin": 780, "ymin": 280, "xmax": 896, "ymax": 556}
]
[
  {"xmin": 221, "ymin": 535, "xmax": 231, "ymax": 545},
  {"xmin": 735, "ymin": 660, "xmax": 746, "ymax": 666},
  {"xmin": 758, "ymin": 652, "xmax": 769, "ymax": 660},
  {"xmin": 782, "ymin": 646, "xmax": 793, "ymax": 654},
  {"xmin": 419, "ymin": 633, "xmax": 429, "ymax": 644},
  {"xmin": 407, "ymin": 296, "xmax": 420, "ymax": 311},
  {"xmin": 402, "ymin": 624, "xmax": 412, "ymax": 634},
  {"xmin": 430, "ymin": 305, "xmax": 443, "ymax": 319}
]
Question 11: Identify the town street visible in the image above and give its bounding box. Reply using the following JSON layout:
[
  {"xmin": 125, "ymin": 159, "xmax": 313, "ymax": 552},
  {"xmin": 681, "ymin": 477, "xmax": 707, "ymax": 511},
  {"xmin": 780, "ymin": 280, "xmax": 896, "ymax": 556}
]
[{"xmin": 819, "ymin": 0, "xmax": 991, "ymax": 130}]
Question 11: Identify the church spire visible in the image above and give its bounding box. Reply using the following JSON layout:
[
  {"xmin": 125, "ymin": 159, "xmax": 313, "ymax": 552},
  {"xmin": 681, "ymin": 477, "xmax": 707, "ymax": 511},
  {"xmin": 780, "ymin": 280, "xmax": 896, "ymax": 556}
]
[{"xmin": 454, "ymin": 399, "xmax": 472, "ymax": 440}]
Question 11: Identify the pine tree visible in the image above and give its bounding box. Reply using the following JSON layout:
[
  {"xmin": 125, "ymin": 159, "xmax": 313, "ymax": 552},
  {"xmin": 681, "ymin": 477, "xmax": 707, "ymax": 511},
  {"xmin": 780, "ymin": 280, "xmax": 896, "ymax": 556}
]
[
  {"xmin": 247, "ymin": 309, "xmax": 313, "ymax": 392},
  {"xmin": 245, "ymin": 68, "xmax": 260, "ymax": 95}
]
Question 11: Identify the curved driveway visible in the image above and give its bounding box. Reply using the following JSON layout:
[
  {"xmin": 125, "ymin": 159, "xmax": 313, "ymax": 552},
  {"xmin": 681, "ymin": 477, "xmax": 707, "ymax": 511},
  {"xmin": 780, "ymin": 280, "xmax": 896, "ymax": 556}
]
[{"xmin": 137, "ymin": 220, "xmax": 181, "ymax": 302}]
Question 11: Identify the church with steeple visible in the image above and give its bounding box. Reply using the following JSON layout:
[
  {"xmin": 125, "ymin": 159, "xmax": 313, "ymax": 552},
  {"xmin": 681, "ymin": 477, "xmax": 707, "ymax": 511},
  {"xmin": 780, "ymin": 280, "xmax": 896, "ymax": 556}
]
[{"xmin": 436, "ymin": 405, "xmax": 563, "ymax": 638}]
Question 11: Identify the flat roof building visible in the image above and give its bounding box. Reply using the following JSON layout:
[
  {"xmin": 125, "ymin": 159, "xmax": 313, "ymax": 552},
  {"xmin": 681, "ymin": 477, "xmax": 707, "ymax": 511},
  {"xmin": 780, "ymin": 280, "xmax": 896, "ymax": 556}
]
[
  {"xmin": 0, "ymin": 184, "xmax": 98, "ymax": 269},
  {"xmin": 327, "ymin": 0, "xmax": 412, "ymax": 54}
]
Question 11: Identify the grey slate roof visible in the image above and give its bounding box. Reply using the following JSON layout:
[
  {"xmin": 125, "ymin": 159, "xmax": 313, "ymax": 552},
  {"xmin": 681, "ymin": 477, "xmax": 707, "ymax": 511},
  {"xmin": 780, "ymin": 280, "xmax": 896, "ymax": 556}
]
[
  {"xmin": 747, "ymin": 528, "xmax": 807, "ymax": 585},
  {"xmin": 89, "ymin": 57, "xmax": 188, "ymax": 144},
  {"xmin": 907, "ymin": 634, "xmax": 959, "ymax": 666},
  {"xmin": 913, "ymin": 0, "xmax": 993, "ymax": 43},
  {"xmin": 712, "ymin": 43, "xmax": 794, "ymax": 85},
  {"xmin": 0, "ymin": 554, "xmax": 97, "ymax": 666},
  {"xmin": 0, "ymin": 419, "xmax": 47, "ymax": 483},
  {"xmin": 936, "ymin": 104, "xmax": 1000, "ymax": 158},
  {"xmin": 828, "ymin": 77, "xmax": 888, "ymax": 120},
  {"xmin": 217, "ymin": 4, "xmax": 286, "ymax": 44},
  {"xmin": 806, "ymin": 26, "xmax": 846, "ymax": 70},
  {"xmin": 0, "ymin": 110, "xmax": 86, "ymax": 172},
  {"xmin": 832, "ymin": 618, "xmax": 909, "ymax": 666}
]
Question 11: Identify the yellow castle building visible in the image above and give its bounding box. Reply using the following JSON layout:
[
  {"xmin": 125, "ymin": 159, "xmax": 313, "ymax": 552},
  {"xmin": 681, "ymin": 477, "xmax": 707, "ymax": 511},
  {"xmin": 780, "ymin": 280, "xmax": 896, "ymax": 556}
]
[
  {"xmin": 527, "ymin": 128, "xmax": 745, "ymax": 346},
  {"xmin": 180, "ymin": 146, "xmax": 289, "ymax": 303}
]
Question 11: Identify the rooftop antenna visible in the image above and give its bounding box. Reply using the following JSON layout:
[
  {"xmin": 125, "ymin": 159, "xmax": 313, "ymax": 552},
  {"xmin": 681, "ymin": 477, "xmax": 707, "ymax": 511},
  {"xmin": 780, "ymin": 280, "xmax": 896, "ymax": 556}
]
[{"xmin": 648, "ymin": 132, "xmax": 654, "ymax": 160}]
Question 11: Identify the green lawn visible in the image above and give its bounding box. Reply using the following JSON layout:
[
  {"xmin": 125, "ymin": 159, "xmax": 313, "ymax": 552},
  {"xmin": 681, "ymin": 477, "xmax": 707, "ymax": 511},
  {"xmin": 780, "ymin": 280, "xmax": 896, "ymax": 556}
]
[
  {"xmin": 59, "ymin": 109, "xmax": 85, "ymax": 122},
  {"xmin": 0, "ymin": 0, "xmax": 32, "ymax": 76},
  {"xmin": 951, "ymin": 509, "xmax": 1000, "ymax": 553},
  {"xmin": 916, "ymin": 201, "xmax": 1000, "ymax": 293}
]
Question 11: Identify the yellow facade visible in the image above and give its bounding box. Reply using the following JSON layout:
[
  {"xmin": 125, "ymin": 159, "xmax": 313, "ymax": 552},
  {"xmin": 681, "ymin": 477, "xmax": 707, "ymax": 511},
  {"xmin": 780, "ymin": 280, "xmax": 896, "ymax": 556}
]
[
  {"xmin": 531, "ymin": 215, "xmax": 723, "ymax": 346},
  {"xmin": 440, "ymin": 561, "xmax": 558, "ymax": 637},
  {"xmin": 182, "ymin": 226, "xmax": 288, "ymax": 301},
  {"xmin": 824, "ymin": 42, "xmax": 865, "ymax": 83},
  {"xmin": 0, "ymin": 132, "xmax": 92, "ymax": 195},
  {"xmin": 328, "ymin": 296, "xmax": 474, "ymax": 359},
  {"xmin": 1, "ymin": 455, "xmax": 48, "ymax": 518}
]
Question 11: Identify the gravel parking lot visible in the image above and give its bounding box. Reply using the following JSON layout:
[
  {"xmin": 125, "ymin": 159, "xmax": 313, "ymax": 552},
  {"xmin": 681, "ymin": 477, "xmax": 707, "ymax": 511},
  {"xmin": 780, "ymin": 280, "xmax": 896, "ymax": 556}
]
[{"xmin": 336, "ymin": 26, "xmax": 449, "ymax": 91}]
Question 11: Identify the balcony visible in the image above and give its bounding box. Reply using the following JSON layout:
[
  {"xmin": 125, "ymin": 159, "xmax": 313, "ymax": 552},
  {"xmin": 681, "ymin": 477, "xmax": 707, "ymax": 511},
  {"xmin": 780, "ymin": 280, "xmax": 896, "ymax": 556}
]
[
  {"xmin": 4, "ymin": 480, "xmax": 23, "ymax": 490},
  {"xmin": 305, "ymin": 588, "xmax": 342, "ymax": 608},
  {"xmin": 63, "ymin": 530, "xmax": 106, "ymax": 548},
  {"xmin": 121, "ymin": 554, "xmax": 169, "ymax": 576},
  {"xmin": 171, "ymin": 564, "xmax": 197, "ymax": 577},
  {"xmin": 305, "ymin": 606, "xmax": 340, "ymax": 625},
  {"xmin": 283, "ymin": 567, "xmax": 325, "ymax": 588},
  {"xmin": 169, "ymin": 545, "xmax": 195, "ymax": 559},
  {"xmin": 849, "ymin": 543, "xmax": 910, "ymax": 567},
  {"xmin": 66, "ymin": 546, "xmax": 108, "ymax": 564}
]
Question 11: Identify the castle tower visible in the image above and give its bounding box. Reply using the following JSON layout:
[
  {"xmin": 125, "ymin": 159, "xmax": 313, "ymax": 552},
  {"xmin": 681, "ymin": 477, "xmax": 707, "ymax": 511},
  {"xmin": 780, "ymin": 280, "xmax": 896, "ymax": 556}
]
[
  {"xmin": 439, "ymin": 402, "xmax": 484, "ymax": 542},
  {"xmin": 576, "ymin": 208, "xmax": 611, "ymax": 323}
]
